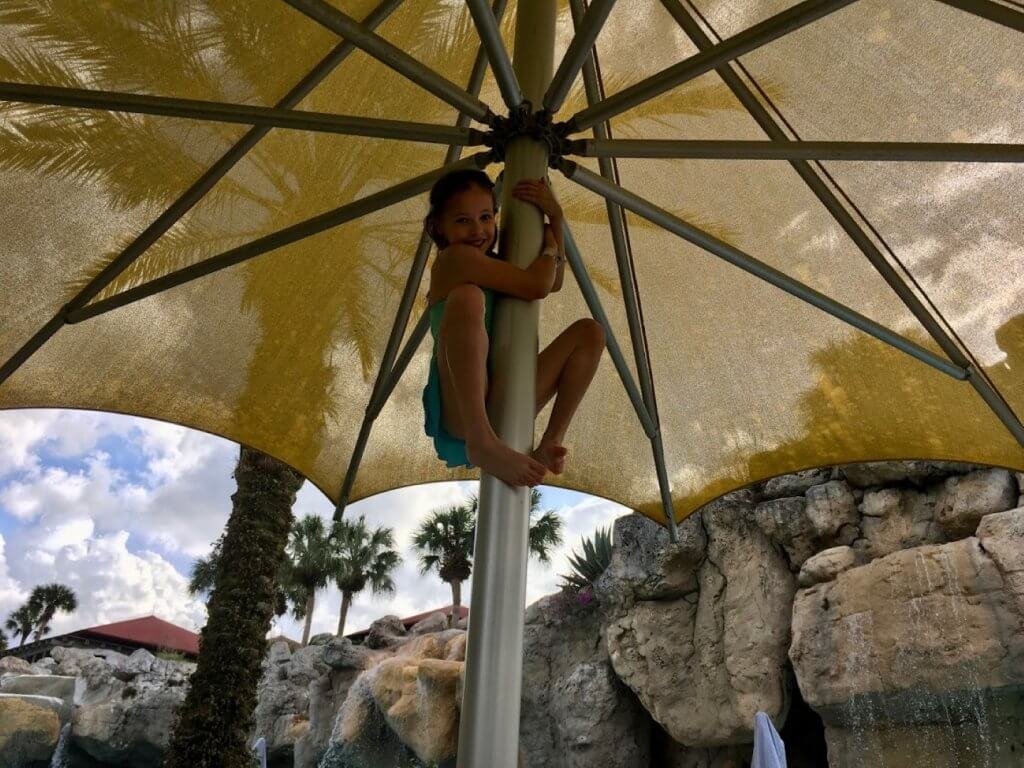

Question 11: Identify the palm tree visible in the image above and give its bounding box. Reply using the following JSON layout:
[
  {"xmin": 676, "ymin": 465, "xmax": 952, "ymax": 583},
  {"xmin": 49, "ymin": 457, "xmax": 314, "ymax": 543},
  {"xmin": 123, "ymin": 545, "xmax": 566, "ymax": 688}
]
[
  {"xmin": 413, "ymin": 490, "xmax": 564, "ymax": 628},
  {"xmin": 331, "ymin": 515, "xmax": 402, "ymax": 636},
  {"xmin": 189, "ymin": 536, "xmax": 292, "ymax": 618},
  {"xmin": 5, "ymin": 602, "xmax": 41, "ymax": 649},
  {"xmin": 285, "ymin": 515, "xmax": 335, "ymax": 646},
  {"xmin": 27, "ymin": 583, "xmax": 78, "ymax": 641},
  {"xmin": 168, "ymin": 445, "xmax": 303, "ymax": 768}
]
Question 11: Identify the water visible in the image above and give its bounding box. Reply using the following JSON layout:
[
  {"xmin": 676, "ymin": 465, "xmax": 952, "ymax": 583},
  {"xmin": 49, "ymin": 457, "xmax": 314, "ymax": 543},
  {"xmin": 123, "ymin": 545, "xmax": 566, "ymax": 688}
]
[
  {"xmin": 50, "ymin": 723, "xmax": 71, "ymax": 768},
  {"xmin": 252, "ymin": 736, "xmax": 268, "ymax": 768}
]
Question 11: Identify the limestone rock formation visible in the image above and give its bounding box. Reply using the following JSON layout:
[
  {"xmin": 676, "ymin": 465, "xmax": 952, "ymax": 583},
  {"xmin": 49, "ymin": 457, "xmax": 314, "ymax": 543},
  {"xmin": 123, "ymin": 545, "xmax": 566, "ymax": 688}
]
[
  {"xmin": 933, "ymin": 468, "xmax": 1017, "ymax": 538},
  {"xmin": 798, "ymin": 546, "xmax": 856, "ymax": 587},
  {"xmin": 521, "ymin": 590, "xmax": 650, "ymax": 767},
  {"xmin": 790, "ymin": 508, "xmax": 1024, "ymax": 766},
  {"xmin": 0, "ymin": 693, "xmax": 65, "ymax": 767},
  {"xmin": 328, "ymin": 631, "xmax": 466, "ymax": 764},
  {"xmin": 63, "ymin": 647, "xmax": 192, "ymax": 765},
  {"xmin": 601, "ymin": 498, "xmax": 795, "ymax": 746},
  {"xmin": 364, "ymin": 614, "xmax": 409, "ymax": 649},
  {"xmin": 254, "ymin": 642, "xmax": 331, "ymax": 764},
  {"xmin": 0, "ymin": 656, "xmax": 34, "ymax": 677},
  {"xmin": 410, "ymin": 611, "xmax": 449, "ymax": 635}
]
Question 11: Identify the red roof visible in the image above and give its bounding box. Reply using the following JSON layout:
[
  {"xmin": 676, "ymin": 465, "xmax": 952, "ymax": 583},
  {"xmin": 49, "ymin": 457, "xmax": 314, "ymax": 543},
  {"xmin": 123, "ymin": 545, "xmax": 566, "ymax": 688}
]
[{"xmin": 80, "ymin": 616, "xmax": 200, "ymax": 656}]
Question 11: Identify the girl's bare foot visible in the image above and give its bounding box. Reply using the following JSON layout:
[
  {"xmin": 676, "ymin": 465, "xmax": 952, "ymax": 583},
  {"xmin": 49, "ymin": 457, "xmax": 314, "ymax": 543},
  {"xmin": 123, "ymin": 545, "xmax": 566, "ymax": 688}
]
[
  {"xmin": 532, "ymin": 440, "xmax": 567, "ymax": 475},
  {"xmin": 467, "ymin": 436, "xmax": 547, "ymax": 487}
]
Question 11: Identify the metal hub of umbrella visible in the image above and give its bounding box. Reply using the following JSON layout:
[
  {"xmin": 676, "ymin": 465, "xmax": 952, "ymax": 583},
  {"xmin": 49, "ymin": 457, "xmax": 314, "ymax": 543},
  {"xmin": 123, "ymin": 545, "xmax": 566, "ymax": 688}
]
[{"xmin": 1, "ymin": 2, "xmax": 1022, "ymax": 764}]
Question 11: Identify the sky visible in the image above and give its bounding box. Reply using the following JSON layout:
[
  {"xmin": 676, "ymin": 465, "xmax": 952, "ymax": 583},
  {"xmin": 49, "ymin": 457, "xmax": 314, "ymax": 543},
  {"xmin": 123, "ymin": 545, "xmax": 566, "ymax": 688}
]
[{"xmin": 0, "ymin": 408, "xmax": 629, "ymax": 643}]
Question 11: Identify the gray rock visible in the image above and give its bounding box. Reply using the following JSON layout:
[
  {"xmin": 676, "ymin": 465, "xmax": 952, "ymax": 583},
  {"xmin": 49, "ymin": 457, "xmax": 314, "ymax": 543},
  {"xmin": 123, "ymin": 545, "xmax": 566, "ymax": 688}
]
[
  {"xmin": 798, "ymin": 546, "xmax": 857, "ymax": 587},
  {"xmin": 268, "ymin": 639, "xmax": 292, "ymax": 665},
  {"xmin": 753, "ymin": 496, "xmax": 818, "ymax": 567},
  {"xmin": 841, "ymin": 460, "xmax": 975, "ymax": 488},
  {"xmin": 0, "ymin": 656, "xmax": 34, "ymax": 677},
  {"xmin": 410, "ymin": 611, "xmax": 449, "ymax": 635},
  {"xmin": 934, "ymin": 467, "xmax": 1017, "ymax": 539},
  {"xmin": 294, "ymin": 663, "xmax": 366, "ymax": 768},
  {"xmin": 309, "ymin": 633, "xmax": 334, "ymax": 646},
  {"xmin": 760, "ymin": 468, "xmax": 832, "ymax": 499},
  {"xmin": 595, "ymin": 512, "xmax": 705, "ymax": 609},
  {"xmin": 804, "ymin": 480, "xmax": 859, "ymax": 541},
  {"xmin": 30, "ymin": 657, "xmax": 57, "ymax": 675},
  {"xmin": 364, "ymin": 615, "xmax": 408, "ymax": 650},
  {"xmin": 521, "ymin": 589, "xmax": 649, "ymax": 767},
  {"xmin": 605, "ymin": 495, "xmax": 795, "ymax": 746},
  {"xmin": 790, "ymin": 513, "xmax": 1024, "ymax": 717},
  {"xmin": 1016, "ymin": 472, "xmax": 1023, "ymax": 508},
  {"xmin": 253, "ymin": 642, "xmax": 330, "ymax": 763},
  {"xmin": 323, "ymin": 636, "xmax": 370, "ymax": 671},
  {"xmin": 455, "ymin": 617, "xmax": 468, "ymax": 630}
]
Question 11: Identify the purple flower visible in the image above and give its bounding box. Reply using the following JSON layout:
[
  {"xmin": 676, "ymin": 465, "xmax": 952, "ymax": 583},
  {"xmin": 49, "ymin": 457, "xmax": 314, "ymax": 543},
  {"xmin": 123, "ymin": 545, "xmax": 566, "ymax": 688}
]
[{"xmin": 576, "ymin": 586, "xmax": 594, "ymax": 605}]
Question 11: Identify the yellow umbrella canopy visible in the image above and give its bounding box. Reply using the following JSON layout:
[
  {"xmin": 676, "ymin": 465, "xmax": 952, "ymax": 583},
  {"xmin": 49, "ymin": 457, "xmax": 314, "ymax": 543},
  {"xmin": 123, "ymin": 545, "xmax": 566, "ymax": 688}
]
[{"xmin": 1, "ymin": 0, "xmax": 1022, "ymax": 526}]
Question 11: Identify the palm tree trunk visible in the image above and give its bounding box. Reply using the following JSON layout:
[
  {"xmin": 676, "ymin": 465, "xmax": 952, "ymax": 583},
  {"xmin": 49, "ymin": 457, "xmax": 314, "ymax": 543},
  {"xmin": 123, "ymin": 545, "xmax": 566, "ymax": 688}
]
[
  {"xmin": 166, "ymin": 446, "xmax": 303, "ymax": 768},
  {"xmin": 337, "ymin": 592, "xmax": 352, "ymax": 637},
  {"xmin": 449, "ymin": 579, "xmax": 462, "ymax": 629},
  {"xmin": 301, "ymin": 593, "xmax": 316, "ymax": 646}
]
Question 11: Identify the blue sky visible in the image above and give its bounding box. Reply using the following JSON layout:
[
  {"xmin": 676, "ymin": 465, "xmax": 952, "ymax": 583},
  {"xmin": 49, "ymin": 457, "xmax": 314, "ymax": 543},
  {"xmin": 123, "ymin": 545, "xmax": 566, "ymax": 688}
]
[{"xmin": 0, "ymin": 408, "xmax": 628, "ymax": 641}]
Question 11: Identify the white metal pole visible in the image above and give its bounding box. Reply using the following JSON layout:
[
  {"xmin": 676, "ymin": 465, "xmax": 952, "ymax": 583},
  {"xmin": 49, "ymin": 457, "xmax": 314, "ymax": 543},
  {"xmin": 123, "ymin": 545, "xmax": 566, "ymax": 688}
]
[{"xmin": 457, "ymin": 0, "xmax": 555, "ymax": 765}]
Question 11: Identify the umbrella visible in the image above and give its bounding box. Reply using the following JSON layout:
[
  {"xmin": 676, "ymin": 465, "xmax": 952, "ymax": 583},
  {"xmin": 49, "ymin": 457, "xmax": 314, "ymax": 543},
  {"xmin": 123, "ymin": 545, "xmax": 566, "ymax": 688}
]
[
  {"xmin": 1, "ymin": 0, "xmax": 1022, "ymax": 763},
  {"xmin": 752, "ymin": 711, "xmax": 787, "ymax": 768}
]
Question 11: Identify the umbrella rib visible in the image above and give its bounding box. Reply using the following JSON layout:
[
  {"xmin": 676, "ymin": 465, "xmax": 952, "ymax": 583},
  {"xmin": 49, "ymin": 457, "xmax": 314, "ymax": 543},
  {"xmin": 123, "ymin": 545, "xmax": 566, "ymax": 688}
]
[
  {"xmin": 564, "ymin": 0, "xmax": 858, "ymax": 134},
  {"xmin": 282, "ymin": 0, "xmax": 496, "ymax": 125},
  {"xmin": 661, "ymin": 0, "xmax": 1024, "ymax": 445},
  {"xmin": 65, "ymin": 152, "xmax": 495, "ymax": 324},
  {"xmin": 562, "ymin": 224, "xmax": 657, "ymax": 439},
  {"xmin": 934, "ymin": 0, "xmax": 1024, "ymax": 32},
  {"xmin": 544, "ymin": 0, "xmax": 617, "ymax": 113},
  {"xmin": 465, "ymin": 0, "xmax": 522, "ymax": 108},
  {"xmin": 569, "ymin": 0, "xmax": 678, "ymax": 537},
  {"xmin": 557, "ymin": 158, "xmax": 969, "ymax": 382},
  {"xmin": 571, "ymin": 138, "xmax": 1024, "ymax": 162},
  {"xmin": 335, "ymin": 0, "xmax": 509, "ymax": 519},
  {"xmin": 0, "ymin": 0, "xmax": 405, "ymax": 389},
  {"xmin": 0, "ymin": 81, "xmax": 485, "ymax": 146}
]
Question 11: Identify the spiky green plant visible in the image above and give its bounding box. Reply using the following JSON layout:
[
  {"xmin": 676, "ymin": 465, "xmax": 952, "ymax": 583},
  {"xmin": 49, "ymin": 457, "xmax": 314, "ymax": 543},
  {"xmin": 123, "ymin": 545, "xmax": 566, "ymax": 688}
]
[{"xmin": 559, "ymin": 526, "xmax": 613, "ymax": 591}]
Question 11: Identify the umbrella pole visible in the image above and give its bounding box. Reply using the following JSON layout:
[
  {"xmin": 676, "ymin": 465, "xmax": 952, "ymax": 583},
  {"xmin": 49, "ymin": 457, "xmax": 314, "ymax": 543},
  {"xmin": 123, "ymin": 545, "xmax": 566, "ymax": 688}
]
[{"xmin": 457, "ymin": 0, "xmax": 555, "ymax": 765}]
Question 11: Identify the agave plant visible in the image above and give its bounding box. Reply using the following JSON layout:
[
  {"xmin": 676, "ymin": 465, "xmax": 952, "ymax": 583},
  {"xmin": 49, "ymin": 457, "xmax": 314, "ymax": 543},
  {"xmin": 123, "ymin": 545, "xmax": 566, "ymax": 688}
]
[{"xmin": 559, "ymin": 526, "xmax": 613, "ymax": 592}]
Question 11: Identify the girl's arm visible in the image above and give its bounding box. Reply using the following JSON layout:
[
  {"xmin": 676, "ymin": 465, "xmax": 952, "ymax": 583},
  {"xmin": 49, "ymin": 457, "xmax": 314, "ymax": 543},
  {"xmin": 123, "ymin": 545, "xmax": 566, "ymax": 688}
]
[
  {"xmin": 514, "ymin": 178, "xmax": 565, "ymax": 293},
  {"xmin": 433, "ymin": 244, "xmax": 556, "ymax": 302}
]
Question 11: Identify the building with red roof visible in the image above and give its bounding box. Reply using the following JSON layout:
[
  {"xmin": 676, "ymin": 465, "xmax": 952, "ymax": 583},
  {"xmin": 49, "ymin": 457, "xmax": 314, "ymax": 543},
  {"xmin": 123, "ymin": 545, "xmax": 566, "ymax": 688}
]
[{"xmin": 7, "ymin": 615, "xmax": 200, "ymax": 663}]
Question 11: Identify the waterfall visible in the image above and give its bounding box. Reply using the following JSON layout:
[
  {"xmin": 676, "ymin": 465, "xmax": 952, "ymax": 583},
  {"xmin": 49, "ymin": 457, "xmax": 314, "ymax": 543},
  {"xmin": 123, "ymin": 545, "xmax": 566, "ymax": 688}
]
[
  {"xmin": 252, "ymin": 736, "xmax": 268, "ymax": 768},
  {"xmin": 49, "ymin": 723, "xmax": 72, "ymax": 768}
]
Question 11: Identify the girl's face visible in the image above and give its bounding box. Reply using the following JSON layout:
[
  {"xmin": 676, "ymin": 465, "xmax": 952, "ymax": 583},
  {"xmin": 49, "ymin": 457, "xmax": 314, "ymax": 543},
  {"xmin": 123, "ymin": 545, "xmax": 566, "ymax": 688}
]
[{"xmin": 435, "ymin": 184, "xmax": 496, "ymax": 252}]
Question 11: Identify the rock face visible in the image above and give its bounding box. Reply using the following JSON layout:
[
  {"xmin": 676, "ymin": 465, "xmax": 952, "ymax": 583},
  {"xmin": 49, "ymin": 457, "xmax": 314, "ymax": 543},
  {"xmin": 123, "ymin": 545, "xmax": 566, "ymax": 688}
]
[
  {"xmin": 0, "ymin": 693, "xmax": 65, "ymax": 767},
  {"xmin": 253, "ymin": 642, "xmax": 331, "ymax": 764},
  {"xmin": 326, "ymin": 631, "xmax": 466, "ymax": 765},
  {"xmin": 521, "ymin": 590, "xmax": 650, "ymax": 767},
  {"xmin": 600, "ymin": 496, "xmax": 795, "ymax": 747},
  {"xmin": 790, "ymin": 508, "xmax": 1024, "ymax": 766},
  {"xmin": 364, "ymin": 614, "xmax": 409, "ymax": 649},
  {"xmin": 798, "ymin": 546, "xmax": 856, "ymax": 588},
  {"xmin": 294, "ymin": 638, "xmax": 373, "ymax": 768},
  {"xmin": 64, "ymin": 647, "xmax": 192, "ymax": 766}
]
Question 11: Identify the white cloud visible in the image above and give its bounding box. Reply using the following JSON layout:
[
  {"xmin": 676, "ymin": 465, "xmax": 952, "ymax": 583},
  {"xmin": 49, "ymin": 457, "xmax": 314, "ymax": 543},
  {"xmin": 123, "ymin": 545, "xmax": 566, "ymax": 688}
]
[
  {"xmin": 0, "ymin": 409, "xmax": 632, "ymax": 645},
  {"xmin": 16, "ymin": 531, "xmax": 207, "ymax": 636}
]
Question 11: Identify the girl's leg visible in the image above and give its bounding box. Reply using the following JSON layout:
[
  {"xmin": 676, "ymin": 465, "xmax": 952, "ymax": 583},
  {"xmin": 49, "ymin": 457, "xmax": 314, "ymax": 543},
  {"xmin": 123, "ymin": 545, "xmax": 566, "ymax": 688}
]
[
  {"xmin": 533, "ymin": 318, "xmax": 606, "ymax": 473},
  {"xmin": 438, "ymin": 284, "xmax": 546, "ymax": 487}
]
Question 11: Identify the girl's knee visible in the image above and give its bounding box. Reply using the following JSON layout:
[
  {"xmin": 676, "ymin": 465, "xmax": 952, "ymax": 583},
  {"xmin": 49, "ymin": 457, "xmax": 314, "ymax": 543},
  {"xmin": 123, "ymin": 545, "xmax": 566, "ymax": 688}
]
[{"xmin": 572, "ymin": 318, "xmax": 605, "ymax": 351}]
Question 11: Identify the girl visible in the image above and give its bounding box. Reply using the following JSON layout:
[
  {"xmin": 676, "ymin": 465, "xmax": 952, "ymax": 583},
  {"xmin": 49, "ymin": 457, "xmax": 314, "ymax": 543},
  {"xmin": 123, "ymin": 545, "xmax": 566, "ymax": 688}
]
[{"xmin": 422, "ymin": 170, "xmax": 605, "ymax": 487}]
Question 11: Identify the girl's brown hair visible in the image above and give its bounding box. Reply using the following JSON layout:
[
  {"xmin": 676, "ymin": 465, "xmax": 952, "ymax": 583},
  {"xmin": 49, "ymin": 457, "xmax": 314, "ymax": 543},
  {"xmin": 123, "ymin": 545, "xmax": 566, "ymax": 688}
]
[{"xmin": 424, "ymin": 169, "xmax": 498, "ymax": 251}]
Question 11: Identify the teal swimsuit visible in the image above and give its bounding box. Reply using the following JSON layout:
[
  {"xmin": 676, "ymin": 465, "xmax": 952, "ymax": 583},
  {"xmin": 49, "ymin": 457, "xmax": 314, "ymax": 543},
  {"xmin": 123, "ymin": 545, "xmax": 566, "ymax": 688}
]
[{"xmin": 422, "ymin": 289, "xmax": 495, "ymax": 468}]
